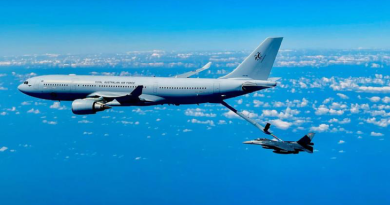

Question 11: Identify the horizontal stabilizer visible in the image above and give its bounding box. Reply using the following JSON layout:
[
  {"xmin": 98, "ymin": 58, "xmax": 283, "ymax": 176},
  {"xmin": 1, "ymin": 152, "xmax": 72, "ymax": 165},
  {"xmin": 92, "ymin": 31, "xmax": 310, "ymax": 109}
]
[{"xmin": 268, "ymin": 77, "xmax": 281, "ymax": 82}]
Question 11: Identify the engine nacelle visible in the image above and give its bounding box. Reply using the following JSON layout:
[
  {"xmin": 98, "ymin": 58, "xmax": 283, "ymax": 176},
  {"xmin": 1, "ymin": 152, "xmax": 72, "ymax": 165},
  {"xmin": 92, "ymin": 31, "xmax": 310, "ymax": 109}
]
[{"xmin": 72, "ymin": 99, "xmax": 110, "ymax": 115}]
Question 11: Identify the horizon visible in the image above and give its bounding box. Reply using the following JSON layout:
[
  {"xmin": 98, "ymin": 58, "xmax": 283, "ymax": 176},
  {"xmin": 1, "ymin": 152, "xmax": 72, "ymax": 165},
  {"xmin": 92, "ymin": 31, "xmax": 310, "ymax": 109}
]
[{"xmin": 1, "ymin": 0, "xmax": 390, "ymax": 55}]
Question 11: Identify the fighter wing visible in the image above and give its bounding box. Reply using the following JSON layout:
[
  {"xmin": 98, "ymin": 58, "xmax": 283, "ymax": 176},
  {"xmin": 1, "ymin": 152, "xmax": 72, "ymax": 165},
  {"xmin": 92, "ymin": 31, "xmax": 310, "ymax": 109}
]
[{"xmin": 174, "ymin": 62, "xmax": 211, "ymax": 78}]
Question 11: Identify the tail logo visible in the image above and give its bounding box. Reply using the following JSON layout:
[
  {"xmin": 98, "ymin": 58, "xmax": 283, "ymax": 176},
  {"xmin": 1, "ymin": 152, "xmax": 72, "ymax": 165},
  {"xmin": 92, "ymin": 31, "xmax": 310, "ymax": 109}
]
[{"xmin": 254, "ymin": 52, "xmax": 264, "ymax": 61}]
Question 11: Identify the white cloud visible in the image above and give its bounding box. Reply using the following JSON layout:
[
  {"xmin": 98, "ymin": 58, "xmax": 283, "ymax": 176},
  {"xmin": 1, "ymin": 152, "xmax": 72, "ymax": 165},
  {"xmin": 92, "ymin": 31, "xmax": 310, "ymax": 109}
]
[
  {"xmin": 350, "ymin": 104, "xmax": 360, "ymax": 113},
  {"xmin": 323, "ymin": 98, "xmax": 334, "ymax": 104},
  {"xmin": 189, "ymin": 119, "xmax": 215, "ymax": 126},
  {"xmin": 78, "ymin": 120, "xmax": 92, "ymax": 124},
  {"xmin": 42, "ymin": 120, "xmax": 57, "ymax": 125},
  {"xmin": 299, "ymin": 82, "xmax": 308, "ymax": 88},
  {"xmin": 328, "ymin": 118, "xmax": 351, "ymax": 124},
  {"xmin": 269, "ymin": 119, "xmax": 292, "ymax": 130},
  {"xmin": 50, "ymin": 102, "xmax": 67, "ymax": 110},
  {"xmin": 310, "ymin": 124, "xmax": 329, "ymax": 132},
  {"xmin": 369, "ymin": 96, "xmax": 381, "ymax": 102},
  {"xmin": 299, "ymin": 98, "xmax": 309, "ymax": 107},
  {"xmin": 223, "ymin": 110, "xmax": 258, "ymax": 119},
  {"xmin": 314, "ymin": 105, "xmax": 344, "ymax": 115},
  {"xmin": 120, "ymin": 121, "xmax": 135, "ymax": 125},
  {"xmin": 6, "ymin": 107, "xmax": 16, "ymax": 112},
  {"xmin": 0, "ymin": 146, "xmax": 8, "ymax": 152},
  {"xmin": 262, "ymin": 109, "xmax": 278, "ymax": 117},
  {"xmin": 218, "ymin": 120, "xmax": 227, "ymax": 125},
  {"xmin": 382, "ymin": 97, "xmax": 390, "ymax": 103},
  {"xmin": 329, "ymin": 102, "xmax": 347, "ymax": 109},
  {"xmin": 262, "ymin": 107, "xmax": 300, "ymax": 119},
  {"xmin": 358, "ymin": 86, "xmax": 390, "ymax": 93},
  {"xmin": 371, "ymin": 132, "xmax": 384, "ymax": 137},
  {"xmin": 253, "ymin": 100, "xmax": 263, "ymax": 107},
  {"xmin": 27, "ymin": 108, "xmax": 40, "ymax": 114},
  {"xmin": 336, "ymin": 93, "xmax": 349, "ymax": 99},
  {"xmin": 338, "ymin": 140, "xmax": 345, "ymax": 144},
  {"xmin": 185, "ymin": 108, "xmax": 216, "ymax": 117},
  {"xmin": 366, "ymin": 117, "xmax": 390, "ymax": 127},
  {"xmin": 315, "ymin": 106, "xmax": 329, "ymax": 115},
  {"xmin": 183, "ymin": 129, "xmax": 192, "ymax": 132},
  {"xmin": 132, "ymin": 108, "xmax": 147, "ymax": 115}
]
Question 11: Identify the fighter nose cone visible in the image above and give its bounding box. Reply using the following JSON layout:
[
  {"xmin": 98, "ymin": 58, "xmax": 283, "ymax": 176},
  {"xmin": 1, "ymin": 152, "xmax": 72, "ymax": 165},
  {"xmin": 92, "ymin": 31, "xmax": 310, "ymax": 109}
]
[{"xmin": 243, "ymin": 141, "xmax": 253, "ymax": 144}]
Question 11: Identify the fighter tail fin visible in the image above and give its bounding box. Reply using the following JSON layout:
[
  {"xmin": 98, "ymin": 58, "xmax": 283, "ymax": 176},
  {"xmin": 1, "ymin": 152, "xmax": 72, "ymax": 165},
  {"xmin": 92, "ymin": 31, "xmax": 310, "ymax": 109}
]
[
  {"xmin": 297, "ymin": 133, "xmax": 315, "ymax": 153},
  {"xmin": 297, "ymin": 133, "xmax": 315, "ymax": 145},
  {"xmin": 220, "ymin": 37, "xmax": 283, "ymax": 80}
]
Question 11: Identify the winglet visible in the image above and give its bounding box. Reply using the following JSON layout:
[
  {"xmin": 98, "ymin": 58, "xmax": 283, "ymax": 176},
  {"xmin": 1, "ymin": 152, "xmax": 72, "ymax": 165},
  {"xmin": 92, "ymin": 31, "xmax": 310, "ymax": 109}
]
[{"xmin": 174, "ymin": 62, "xmax": 212, "ymax": 78}]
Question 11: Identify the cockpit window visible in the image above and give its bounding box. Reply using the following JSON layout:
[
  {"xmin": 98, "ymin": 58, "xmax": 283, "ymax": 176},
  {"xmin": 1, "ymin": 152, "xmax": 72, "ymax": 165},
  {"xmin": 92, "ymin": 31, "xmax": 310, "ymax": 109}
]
[{"xmin": 23, "ymin": 81, "xmax": 28, "ymax": 84}]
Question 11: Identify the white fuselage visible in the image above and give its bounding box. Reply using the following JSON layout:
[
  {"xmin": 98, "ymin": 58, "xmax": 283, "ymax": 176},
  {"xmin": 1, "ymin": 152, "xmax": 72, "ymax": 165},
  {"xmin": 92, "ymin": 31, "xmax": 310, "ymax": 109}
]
[{"xmin": 18, "ymin": 75, "xmax": 276, "ymax": 106}]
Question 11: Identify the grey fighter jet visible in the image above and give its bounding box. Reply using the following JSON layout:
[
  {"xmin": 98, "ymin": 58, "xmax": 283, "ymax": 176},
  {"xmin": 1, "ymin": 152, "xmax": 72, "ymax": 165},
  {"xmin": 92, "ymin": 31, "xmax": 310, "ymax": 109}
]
[{"xmin": 243, "ymin": 124, "xmax": 315, "ymax": 154}]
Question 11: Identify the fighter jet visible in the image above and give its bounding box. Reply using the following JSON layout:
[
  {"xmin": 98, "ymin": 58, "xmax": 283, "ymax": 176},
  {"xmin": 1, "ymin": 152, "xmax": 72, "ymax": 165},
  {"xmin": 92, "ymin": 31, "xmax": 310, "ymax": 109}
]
[{"xmin": 243, "ymin": 123, "xmax": 315, "ymax": 154}]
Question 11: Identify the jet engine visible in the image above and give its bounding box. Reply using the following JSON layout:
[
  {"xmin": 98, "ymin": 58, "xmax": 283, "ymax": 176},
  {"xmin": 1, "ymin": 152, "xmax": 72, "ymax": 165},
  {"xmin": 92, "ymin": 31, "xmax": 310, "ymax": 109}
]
[{"xmin": 71, "ymin": 99, "xmax": 110, "ymax": 115}]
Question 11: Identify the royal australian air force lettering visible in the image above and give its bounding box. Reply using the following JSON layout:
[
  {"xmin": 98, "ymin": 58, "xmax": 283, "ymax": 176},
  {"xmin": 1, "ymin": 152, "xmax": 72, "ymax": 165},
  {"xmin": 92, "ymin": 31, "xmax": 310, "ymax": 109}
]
[{"xmin": 18, "ymin": 37, "xmax": 283, "ymax": 115}]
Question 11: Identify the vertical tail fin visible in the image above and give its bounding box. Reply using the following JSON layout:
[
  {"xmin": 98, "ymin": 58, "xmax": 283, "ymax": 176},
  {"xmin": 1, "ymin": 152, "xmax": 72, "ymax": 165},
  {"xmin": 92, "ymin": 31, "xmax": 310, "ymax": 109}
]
[
  {"xmin": 297, "ymin": 133, "xmax": 315, "ymax": 145},
  {"xmin": 221, "ymin": 37, "xmax": 283, "ymax": 80},
  {"xmin": 297, "ymin": 133, "xmax": 315, "ymax": 153}
]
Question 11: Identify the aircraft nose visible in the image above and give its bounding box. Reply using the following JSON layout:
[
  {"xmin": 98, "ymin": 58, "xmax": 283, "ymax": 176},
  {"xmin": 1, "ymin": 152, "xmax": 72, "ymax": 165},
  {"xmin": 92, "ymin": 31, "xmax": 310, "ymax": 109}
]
[
  {"xmin": 18, "ymin": 84, "xmax": 27, "ymax": 94},
  {"xmin": 243, "ymin": 141, "xmax": 253, "ymax": 144}
]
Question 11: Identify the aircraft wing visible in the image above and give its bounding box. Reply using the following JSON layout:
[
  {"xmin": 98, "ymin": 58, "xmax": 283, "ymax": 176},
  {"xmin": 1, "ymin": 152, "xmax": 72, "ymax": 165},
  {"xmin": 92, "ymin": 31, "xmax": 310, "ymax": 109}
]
[
  {"xmin": 174, "ymin": 62, "xmax": 211, "ymax": 78},
  {"xmin": 87, "ymin": 85, "xmax": 144, "ymax": 100}
]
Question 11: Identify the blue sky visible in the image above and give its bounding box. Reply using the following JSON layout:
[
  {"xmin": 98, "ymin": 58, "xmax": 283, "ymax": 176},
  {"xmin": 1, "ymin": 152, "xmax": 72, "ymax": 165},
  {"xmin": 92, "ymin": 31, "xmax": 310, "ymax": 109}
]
[{"xmin": 1, "ymin": 0, "xmax": 390, "ymax": 55}]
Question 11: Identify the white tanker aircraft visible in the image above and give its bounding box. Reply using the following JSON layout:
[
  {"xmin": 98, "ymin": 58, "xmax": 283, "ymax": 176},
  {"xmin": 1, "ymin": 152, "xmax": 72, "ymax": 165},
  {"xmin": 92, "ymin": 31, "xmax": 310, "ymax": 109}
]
[{"xmin": 18, "ymin": 37, "xmax": 283, "ymax": 116}]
